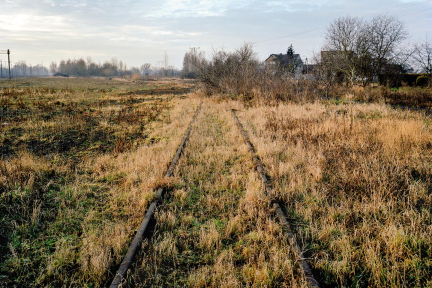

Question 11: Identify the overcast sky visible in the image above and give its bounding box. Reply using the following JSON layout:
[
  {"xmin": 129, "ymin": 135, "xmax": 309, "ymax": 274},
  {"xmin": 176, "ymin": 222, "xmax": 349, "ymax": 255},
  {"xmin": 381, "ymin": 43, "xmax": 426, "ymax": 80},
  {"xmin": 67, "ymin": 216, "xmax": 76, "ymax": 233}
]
[{"xmin": 1, "ymin": 0, "xmax": 431, "ymax": 69}]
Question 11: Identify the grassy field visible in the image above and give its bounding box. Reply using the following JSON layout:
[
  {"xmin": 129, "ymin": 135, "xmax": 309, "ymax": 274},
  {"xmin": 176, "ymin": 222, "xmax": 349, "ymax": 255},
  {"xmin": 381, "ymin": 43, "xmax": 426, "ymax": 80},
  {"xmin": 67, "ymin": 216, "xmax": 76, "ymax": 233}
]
[
  {"xmin": 0, "ymin": 77, "xmax": 199, "ymax": 286},
  {"xmin": 1, "ymin": 78, "xmax": 431, "ymax": 287},
  {"xmin": 237, "ymin": 102, "xmax": 432, "ymax": 287}
]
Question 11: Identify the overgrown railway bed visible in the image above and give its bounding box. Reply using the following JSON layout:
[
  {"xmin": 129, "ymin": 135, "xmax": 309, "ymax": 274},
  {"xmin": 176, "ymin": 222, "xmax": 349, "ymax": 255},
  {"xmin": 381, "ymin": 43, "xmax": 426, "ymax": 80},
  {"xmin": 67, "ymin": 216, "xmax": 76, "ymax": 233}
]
[
  {"xmin": 108, "ymin": 98, "xmax": 432, "ymax": 287},
  {"xmin": 109, "ymin": 102, "xmax": 320, "ymax": 287},
  {"xmin": 2, "ymin": 79, "xmax": 431, "ymax": 287}
]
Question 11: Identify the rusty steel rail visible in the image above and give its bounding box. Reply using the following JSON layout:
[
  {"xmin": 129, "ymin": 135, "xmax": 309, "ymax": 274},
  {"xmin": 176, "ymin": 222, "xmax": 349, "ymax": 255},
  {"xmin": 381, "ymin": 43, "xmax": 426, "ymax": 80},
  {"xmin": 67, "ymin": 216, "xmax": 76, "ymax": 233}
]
[
  {"xmin": 232, "ymin": 109, "xmax": 320, "ymax": 288},
  {"xmin": 110, "ymin": 102, "xmax": 203, "ymax": 288}
]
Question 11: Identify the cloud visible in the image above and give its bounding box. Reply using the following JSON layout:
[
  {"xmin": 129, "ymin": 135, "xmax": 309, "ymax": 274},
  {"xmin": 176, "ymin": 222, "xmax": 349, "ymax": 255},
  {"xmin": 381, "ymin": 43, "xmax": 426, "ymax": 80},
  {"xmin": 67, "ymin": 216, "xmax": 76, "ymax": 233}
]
[
  {"xmin": 264, "ymin": 0, "xmax": 343, "ymax": 13},
  {"xmin": 145, "ymin": 0, "xmax": 250, "ymax": 18},
  {"xmin": 42, "ymin": 0, "xmax": 89, "ymax": 8},
  {"xmin": 0, "ymin": 14, "xmax": 67, "ymax": 32},
  {"xmin": 43, "ymin": 0, "xmax": 56, "ymax": 6},
  {"xmin": 1, "ymin": 0, "xmax": 430, "ymax": 69}
]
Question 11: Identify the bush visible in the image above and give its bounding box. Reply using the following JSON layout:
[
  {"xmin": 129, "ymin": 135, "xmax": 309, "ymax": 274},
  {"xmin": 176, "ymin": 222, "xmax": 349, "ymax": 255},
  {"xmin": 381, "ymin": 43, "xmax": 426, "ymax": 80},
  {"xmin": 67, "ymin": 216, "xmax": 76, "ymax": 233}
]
[
  {"xmin": 382, "ymin": 88, "xmax": 432, "ymax": 108},
  {"xmin": 416, "ymin": 75, "xmax": 429, "ymax": 87},
  {"xmin": 131, "ymin": 73, "xmax": 141, "ymax": 81},
  {"xmin": 196, "ymin": 44, "xmax": 321, "ymax": 103}
]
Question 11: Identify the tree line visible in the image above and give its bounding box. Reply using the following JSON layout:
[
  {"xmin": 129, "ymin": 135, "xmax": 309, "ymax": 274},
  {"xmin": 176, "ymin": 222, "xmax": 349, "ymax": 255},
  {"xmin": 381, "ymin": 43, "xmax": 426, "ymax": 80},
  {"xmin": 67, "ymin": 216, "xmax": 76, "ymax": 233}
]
[
  {"xmin": 48, "ymin": 58, "xmax": 182, "ymax": 78},
  {"xmin": 1, "ymin": 61, "xmax": 49, "ymax": 78},
  {"xmin": 48, "ymin": 58, "xmax": 153, "ymax": 77}
]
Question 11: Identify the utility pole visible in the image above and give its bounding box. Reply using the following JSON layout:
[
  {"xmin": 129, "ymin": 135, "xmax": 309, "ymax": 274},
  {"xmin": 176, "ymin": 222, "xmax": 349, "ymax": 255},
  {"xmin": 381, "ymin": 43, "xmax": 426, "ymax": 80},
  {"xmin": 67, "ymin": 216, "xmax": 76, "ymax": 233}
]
[
  {"xmin": 305, "ymin": 57, "xmax": 308, "ymax": 74},
  {"xmin": 7, "ymin": 50, "xmax": 11, "ymax": 79},
  {"xmin": 164, "ymin": 51, "xmax": 168, "ymax": 70},
  {"xmin": 188, "ymin": 47, "xmax": 200, "ymax": 72},
  {"xmin": 156, "ymin": 61, "xmax": 164, "ymax": 76},
  {"xmin": 164, "ymin": 52, "xmax": 169, "ymax": 77},
  {"xmin": 0, "ymin": 50, "xmax": 11, "ymax": 79}
]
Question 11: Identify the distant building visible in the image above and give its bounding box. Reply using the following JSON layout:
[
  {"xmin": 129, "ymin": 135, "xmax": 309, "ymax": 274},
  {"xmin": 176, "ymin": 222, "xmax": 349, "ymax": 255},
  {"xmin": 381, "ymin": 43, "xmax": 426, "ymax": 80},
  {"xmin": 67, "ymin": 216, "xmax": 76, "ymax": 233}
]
[{"xmin": 265, "ymin": 53, "xmax": 304, "ymax": 79}]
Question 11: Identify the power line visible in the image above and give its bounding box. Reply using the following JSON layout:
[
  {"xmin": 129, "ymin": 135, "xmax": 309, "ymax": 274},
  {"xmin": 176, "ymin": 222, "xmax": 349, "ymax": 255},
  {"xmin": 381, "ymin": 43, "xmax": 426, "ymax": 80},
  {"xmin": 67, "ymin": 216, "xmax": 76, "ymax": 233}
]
[
  {"xmin": 251, "ymin": 0, "xmax": 432, "ymax": 46},
  {"xmin": 186, "ymin": 1, "xmax": 431, "ymax": 53},
  {"xmin": 359, "ymin": 0, "xmax": 432, "ymax": 18},
  {"xmin": 398, "ymin": 6, "xmax": 432, "ymax": 18}
]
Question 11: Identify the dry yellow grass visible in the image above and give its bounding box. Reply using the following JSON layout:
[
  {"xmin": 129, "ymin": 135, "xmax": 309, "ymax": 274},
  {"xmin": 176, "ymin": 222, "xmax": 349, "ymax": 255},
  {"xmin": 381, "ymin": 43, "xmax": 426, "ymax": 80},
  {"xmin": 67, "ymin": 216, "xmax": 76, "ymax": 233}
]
[
  {"xmin": 2, "ymin": 77, "xmax": 431, "ymax": 287},
  {"xmin": 76, "ymin": 94, "xmax": 201, "ymax": 284},
  {"xmin": 130, "ymin": 99, "xmax": 304, "ymax": 287},
  {"xmin": 237, "ymin": 102, "xmax": 432, "ymax": 287},
  {"xmin": 0, "ymin": 78, "xmax": 199, "ymax": 286}
]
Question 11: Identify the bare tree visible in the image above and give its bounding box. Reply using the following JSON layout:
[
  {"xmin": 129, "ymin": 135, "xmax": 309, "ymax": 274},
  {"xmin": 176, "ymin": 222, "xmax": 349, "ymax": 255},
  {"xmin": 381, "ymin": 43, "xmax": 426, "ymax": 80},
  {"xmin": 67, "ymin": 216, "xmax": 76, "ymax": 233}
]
[
  {"xmin": 368, "ymin": 15, "xmax": 408, "ymax": 81},
  {"xmin": 182, "ymin": 47, "xmax": 206, "ymax": 79},
  {"xmin": 197, "ymin": 43, "xmax": 260, "ymax": 96},
  {"xmin": 76, "ymin": 58, "xmax": 87, "ymax": 77},
  {"xmin": 312, "ymin": 52, "xmax": 339, "ymax": 98},
  {"xmin": 412, "ymin": 36, "xmax": 432, "ymax": 86},
  {"xmin": 140, "ymin": 63, "xmax": 151, "ymax": 76},
  {"xmin": 324, "ymin": 16, "xmax": 365, "ymax": 85},
  {"xmin": 49, "ymin": 61, "xmax": 57, "ymax": 74},
  {"xmin": 324, "ymin": 15, "xmax": 408, "ymax": 86}
]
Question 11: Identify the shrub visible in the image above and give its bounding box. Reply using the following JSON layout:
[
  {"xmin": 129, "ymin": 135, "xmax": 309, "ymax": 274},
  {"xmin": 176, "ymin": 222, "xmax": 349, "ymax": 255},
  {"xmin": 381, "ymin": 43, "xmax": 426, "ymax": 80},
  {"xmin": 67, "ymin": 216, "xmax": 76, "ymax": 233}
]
[
  {"xmin": 196, "ymin": 44, "xmax": 321, "ymax": 103},
  {"xmin": 381, "ymin": 88, "xmax": 432, "ymax": 108},
  {"xmin": 131, "ymin": 73, "xmax": 141, "ymax": 81},
  {"xmin": 416, "ymin": 75, "xmax": 429, "ymax": 87}
]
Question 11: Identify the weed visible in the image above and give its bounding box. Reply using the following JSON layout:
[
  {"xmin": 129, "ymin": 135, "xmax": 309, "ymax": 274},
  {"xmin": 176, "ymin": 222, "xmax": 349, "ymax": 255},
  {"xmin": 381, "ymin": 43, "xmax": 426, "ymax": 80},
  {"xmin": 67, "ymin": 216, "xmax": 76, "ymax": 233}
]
[
  {"xmin": 0, "ymin": 77, "xmax": 199, "ymax": 287},
  {"xmin": 238, "ymin": 102, "xmax": 432, "ymax": 287}
]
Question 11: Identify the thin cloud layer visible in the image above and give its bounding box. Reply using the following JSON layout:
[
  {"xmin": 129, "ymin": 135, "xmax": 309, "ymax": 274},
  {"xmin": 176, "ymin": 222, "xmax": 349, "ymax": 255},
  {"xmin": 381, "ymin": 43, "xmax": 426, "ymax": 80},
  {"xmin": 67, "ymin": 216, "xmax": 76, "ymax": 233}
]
[{"xmin": 1, "ymin": 0, "xmax": 430, "ymax": 68}]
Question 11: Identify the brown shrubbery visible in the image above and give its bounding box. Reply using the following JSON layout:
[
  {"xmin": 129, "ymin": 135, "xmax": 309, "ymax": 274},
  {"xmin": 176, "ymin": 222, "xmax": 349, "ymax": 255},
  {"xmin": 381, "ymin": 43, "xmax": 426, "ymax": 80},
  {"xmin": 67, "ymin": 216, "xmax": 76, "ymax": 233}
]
[
  {"xmin": 192, "ymin": 44, "xmax": 321, "ymax": 103},
  {"xmin": 131, "ymin": 73, "xmax": 142, "ymax": 81},
  {"xmin": 382, "ymin": 88, "xmax": 432, "ymax": 108},
  {"xmin": 346, "ymin": 86, "xmax": 432, "ymax": 108},
  {"xmin": 192, "ymin": 44, "xmax": 432, "ymax": 108}
]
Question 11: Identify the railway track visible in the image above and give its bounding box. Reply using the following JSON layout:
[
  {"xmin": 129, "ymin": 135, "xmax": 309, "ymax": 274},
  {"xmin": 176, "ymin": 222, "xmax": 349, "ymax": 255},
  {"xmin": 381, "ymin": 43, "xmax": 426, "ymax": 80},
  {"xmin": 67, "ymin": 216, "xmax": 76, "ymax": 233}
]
[
  {"xmin": 232, "ymin": 109, "xmax": 320, "ymax": 288},
  {"xmin": 109, "ymin": 102, "xmax": 202, "ymax": 288},
  {"xmin": 109, "ymin": 103, "xmax": 320, "ymax": 287}
]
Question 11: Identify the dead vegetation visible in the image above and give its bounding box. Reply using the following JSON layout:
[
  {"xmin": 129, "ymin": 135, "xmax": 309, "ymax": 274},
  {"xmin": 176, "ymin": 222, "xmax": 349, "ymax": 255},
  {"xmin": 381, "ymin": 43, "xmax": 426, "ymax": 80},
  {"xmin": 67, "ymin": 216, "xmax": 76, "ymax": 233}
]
[
  {"xmin": 129, "ymin": 100, "xmax": 304, "ymax": 287},
  {"xmin": 120, "ymin": 87, "xmax": 192, "ymax": 96},
  {"xmin": 1, "ymin": 76, "xmax": 432, "ymax": 287},
  {"xmin": 237, "ymin": 102, "xmax": 432, "ymax": 287},
  {"xmin": 0, "ymin": 77, "xmax": 200, "ymax": 287},
  {"xmin": 186, "ymin": 44, "xmax": 320, "ymax": 103},
  {"xmin": 190, "ymin": 45, "xmax": 431, "ymax": 109},
  {"xmin": 333, "ymin": 85, "xmax": 431, "ymax": 109}
]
